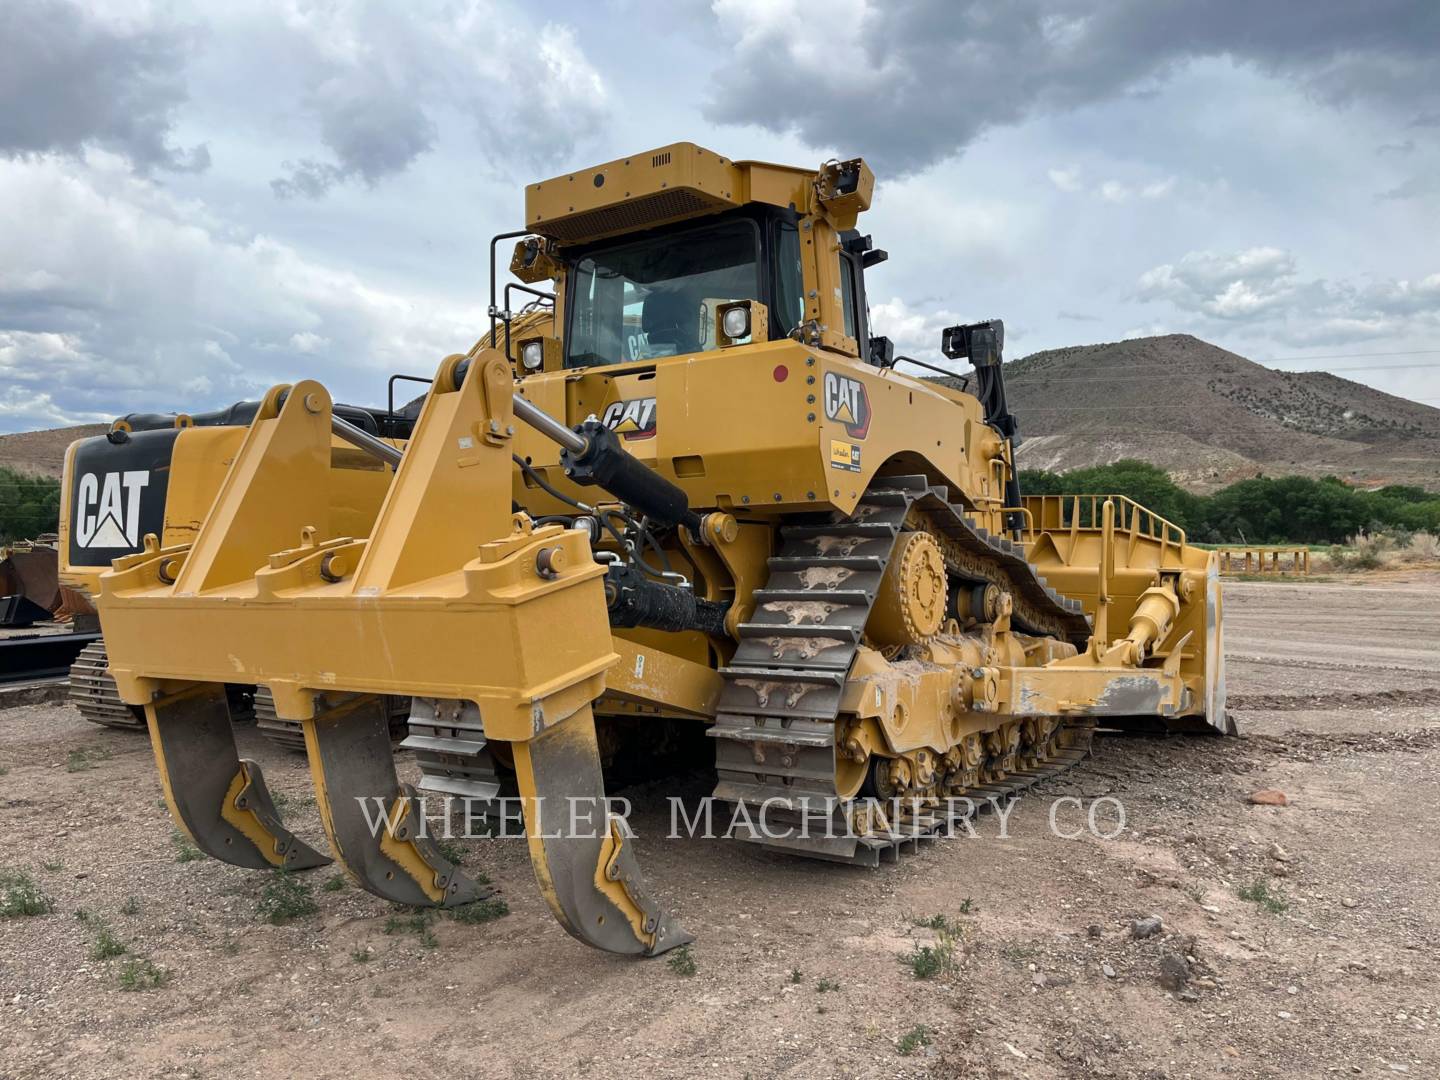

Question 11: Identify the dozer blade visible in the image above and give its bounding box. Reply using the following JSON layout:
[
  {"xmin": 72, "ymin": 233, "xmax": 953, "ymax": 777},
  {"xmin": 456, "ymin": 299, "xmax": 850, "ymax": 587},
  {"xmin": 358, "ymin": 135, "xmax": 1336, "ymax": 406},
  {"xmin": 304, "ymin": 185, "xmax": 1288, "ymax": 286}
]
[
  {"xmin": 303, "ymin": 694, "xmax": 482, "ymax": 907},
  {"xmin": 511, "ymin": 703, "xmax": 691, "ymax": 956},
  {"xmin": 146, "ymin": 683, "xmax": 330, "ymax": 870}
]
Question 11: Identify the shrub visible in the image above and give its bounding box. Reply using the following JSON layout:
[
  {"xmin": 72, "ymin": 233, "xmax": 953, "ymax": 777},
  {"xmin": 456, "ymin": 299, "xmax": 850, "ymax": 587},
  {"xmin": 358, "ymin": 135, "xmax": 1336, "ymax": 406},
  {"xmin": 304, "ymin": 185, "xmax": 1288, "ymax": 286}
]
[
  {"xmin": 90, "ymin": 925, "xmax": 129, "ymax": 960},
  {"xmin": 1404, "ymin": 531, "xmax": 1439, "ymax": 562}
]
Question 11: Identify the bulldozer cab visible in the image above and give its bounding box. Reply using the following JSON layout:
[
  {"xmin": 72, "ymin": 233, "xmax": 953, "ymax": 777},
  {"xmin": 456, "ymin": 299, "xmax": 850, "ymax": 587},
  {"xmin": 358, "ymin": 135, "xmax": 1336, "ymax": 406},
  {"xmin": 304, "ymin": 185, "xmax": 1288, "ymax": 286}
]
[{"xmin": 510, "ymin": 144, "xmax": 877, "ymax": 375}]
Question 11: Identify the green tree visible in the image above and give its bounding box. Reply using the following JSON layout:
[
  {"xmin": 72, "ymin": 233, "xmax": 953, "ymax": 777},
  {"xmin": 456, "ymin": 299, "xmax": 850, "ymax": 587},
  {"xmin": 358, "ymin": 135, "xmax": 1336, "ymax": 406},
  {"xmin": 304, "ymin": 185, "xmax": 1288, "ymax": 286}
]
[
  {"xmin": 1019, "ymin": 462, "xmax": 1440, "ymax": 544},
  {"xmin": 0, "ymin": 467, "xmax": 61, "ymax": 542},
  {"xmin": 1019, "ymin": 460, "xmax": 1200, "ymax": 531}
]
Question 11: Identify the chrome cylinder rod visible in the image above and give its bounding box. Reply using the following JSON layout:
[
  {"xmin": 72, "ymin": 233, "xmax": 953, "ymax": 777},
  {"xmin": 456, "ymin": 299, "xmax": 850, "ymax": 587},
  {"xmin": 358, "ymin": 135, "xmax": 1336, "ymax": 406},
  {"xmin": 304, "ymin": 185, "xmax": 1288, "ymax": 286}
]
[
  {"xmin": 513, "ymin": 394, "xmax": 586, "ymax": 454},
  {"xmin": 331, "ymin": 414, "xmax": 403, "ymax": 467}
]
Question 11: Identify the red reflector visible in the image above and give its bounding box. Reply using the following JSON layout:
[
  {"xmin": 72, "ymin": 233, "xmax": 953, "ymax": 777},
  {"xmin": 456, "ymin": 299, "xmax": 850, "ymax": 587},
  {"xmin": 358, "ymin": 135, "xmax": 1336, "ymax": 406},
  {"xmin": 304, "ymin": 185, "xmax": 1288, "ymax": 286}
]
[{"xmin": 773, "ymin": 365, "xmax": 789, "ymax": 383}]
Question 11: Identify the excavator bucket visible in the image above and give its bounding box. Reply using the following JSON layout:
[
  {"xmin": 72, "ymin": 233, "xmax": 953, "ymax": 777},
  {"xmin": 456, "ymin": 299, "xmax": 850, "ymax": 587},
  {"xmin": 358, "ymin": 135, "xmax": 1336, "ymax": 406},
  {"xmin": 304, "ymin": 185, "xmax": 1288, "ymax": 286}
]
[{"xmin": 95, "ymin": 356, "xmax": 687, "ymax": 955}]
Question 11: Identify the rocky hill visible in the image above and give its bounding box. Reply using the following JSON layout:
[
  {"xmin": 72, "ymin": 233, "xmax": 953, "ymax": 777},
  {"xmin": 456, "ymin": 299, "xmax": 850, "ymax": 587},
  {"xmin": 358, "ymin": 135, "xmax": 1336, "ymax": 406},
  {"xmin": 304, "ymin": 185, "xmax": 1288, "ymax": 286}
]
[
  {"xmin": 0, "ymin": 424, "xmax": 106, "ymax": 479},
  {"xmin": 939, "ymin": 334, "xmax": 1440, "ymax": 492}
]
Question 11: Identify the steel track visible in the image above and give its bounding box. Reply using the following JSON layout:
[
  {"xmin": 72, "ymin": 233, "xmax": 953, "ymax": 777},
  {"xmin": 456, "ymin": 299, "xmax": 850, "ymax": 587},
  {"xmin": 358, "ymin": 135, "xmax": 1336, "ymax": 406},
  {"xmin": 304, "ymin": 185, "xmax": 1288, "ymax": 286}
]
[{"xmin": 710, "ymin": 474, "xmax": 1093, "ymax": 865}]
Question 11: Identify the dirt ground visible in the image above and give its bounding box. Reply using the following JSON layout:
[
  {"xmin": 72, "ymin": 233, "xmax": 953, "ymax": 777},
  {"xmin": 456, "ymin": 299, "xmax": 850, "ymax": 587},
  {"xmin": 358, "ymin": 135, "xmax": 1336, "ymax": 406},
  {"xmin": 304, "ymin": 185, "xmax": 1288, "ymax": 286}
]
[{"xmin": 2, "ymin": 573, "xmax": 1438, "ymax": 1079}]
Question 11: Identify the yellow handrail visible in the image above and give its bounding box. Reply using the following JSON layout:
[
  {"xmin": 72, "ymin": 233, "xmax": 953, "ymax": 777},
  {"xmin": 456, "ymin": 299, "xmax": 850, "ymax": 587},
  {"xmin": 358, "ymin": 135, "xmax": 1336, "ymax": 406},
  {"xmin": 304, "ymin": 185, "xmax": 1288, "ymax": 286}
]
[{"xmin": 1020, "ymin": 494, "xmax": 1187, "ymax": 547}]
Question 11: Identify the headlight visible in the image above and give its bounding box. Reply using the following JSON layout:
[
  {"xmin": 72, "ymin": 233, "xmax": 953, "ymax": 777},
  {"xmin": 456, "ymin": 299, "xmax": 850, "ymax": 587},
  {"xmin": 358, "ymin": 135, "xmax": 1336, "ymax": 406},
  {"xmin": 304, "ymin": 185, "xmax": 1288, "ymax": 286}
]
[
  {"xmin": 521, "ymin": 341, "xmax": 544, "ymax": 371},
  {"xmin": 721, "ymin": 304, "xmax": 750, "ymax": 340}
]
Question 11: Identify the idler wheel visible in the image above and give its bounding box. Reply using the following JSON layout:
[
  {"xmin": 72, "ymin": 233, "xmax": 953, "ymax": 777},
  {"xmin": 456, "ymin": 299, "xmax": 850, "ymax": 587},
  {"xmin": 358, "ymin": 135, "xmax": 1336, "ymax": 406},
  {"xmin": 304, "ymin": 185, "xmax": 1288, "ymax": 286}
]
[{"xmin": 868, "ymin": 531, "xmax": 947, "ymax": 647}]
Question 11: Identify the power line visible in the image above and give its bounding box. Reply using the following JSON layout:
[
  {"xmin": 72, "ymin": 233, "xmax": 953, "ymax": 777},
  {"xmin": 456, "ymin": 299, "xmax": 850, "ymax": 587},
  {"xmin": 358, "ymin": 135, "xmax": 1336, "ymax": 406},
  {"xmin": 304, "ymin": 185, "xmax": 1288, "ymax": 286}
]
[
  {"xmin": 1263, "ymin": 349, "xmax": 1440, "ymax": 362},
  {"xmin": 998, "ymin": 361, "xmax": 1440, "ymax": 384}
]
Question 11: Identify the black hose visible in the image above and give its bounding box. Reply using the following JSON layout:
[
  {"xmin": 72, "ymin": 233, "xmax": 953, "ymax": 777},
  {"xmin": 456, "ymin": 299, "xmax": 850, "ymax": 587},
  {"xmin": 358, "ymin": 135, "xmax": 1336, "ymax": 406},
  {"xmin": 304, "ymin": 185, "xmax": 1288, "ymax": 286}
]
[{"xmin": 513, "ymin": 454, "xmax": 628, "ymax": 551}]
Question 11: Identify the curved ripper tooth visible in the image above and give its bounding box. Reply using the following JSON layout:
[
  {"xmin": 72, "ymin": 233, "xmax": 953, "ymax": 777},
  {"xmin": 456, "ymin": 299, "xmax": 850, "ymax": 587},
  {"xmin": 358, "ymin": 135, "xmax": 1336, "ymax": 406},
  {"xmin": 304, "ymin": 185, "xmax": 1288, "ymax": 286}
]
[
  {"xmin": 146, "ymin": 683, "xmax": 330, "ymax": 870},
  {"xmin": 512, "ymin": 704, "xmax": 691, "ymax": 957},
  {"xmin": 303, "ymin": 695, "xmax": 480, "ymax": 907}
]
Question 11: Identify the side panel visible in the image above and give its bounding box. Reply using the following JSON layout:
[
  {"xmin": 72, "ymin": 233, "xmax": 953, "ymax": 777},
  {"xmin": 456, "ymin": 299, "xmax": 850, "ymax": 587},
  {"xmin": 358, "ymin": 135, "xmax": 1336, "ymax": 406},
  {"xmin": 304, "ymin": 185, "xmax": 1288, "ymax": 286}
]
[{"xmin": 510, "ymin": 345, "xmax": 999, "ymax": 524}]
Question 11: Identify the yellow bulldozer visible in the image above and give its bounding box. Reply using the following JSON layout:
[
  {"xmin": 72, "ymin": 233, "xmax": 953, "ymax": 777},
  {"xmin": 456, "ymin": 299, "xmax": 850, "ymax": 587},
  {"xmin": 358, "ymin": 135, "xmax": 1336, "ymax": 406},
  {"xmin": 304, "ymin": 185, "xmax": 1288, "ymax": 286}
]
[{"xmin": 59, "ymin": 143, "xmax": 1226, "ymax": 957}]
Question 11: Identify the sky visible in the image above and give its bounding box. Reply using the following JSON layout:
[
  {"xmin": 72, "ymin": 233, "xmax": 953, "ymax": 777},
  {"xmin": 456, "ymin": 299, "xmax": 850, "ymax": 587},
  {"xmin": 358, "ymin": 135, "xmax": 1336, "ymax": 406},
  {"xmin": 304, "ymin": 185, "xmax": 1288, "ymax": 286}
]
[{"xmin": 1, "ymin": 0, "xmax": 1438, "ymax": 433}]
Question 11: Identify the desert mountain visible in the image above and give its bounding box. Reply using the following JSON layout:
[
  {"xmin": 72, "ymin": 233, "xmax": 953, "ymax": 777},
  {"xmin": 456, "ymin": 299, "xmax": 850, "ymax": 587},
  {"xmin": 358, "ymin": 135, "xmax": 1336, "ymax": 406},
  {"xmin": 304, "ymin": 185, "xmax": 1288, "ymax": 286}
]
[
  {"xmin": 934, "ymin": 334, "xmax": 1440, "ymax": 492},
  {"xmin": 0, "ymin": 424, "xmax": 107, "ymax": 479}
]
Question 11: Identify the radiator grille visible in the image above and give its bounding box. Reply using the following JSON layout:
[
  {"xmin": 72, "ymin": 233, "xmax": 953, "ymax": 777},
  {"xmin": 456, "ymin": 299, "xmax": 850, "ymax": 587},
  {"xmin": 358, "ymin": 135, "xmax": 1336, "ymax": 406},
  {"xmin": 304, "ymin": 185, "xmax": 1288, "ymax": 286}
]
[{"xmin": 540, "ymin": 188, "xmax": 724, "ymax": 244}]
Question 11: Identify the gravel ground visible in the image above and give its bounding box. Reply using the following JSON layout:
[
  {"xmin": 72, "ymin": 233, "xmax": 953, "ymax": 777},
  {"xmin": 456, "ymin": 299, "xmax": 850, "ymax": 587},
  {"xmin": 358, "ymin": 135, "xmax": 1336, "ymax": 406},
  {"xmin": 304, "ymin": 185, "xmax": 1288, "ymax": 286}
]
[{"xmin": 1, "ymin": 571, "xmax": 1437, "ymax": 1079}]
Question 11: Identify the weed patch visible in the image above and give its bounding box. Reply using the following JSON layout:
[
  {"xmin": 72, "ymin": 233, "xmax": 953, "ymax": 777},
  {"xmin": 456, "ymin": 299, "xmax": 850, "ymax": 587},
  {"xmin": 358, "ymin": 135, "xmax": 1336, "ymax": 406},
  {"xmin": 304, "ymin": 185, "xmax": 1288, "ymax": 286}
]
[
  {"xmin": 90, "ymin": 925, "xmax": 129, "ymax": 960},
  {"xmin": 447, "ymin": 898, "xmax": 508, "ymax": 925},
  {"xmin": 66, "ymin": 747, "xmax": 113, "ymax": 773},
  {"xmin": 897, "ymin": 1025, "xmax": 932, "ymax": 1056},
  {"xmin": 256, "ymin": 871, "xmax": 318, "ymax": 925},
  {"xmin": 172, "ymin": 830, "xmax": 202, "ymax": 863},
  {"xmin": 901, "ymin": 936, "xmax": 955, "ymax": 980},
  {"xmin": 666, "ymin": 945, "xmax": 696, "ymax": 977},
  {"xmin": 1238, "ymin": 878, "xmax": 1289, "ymax": 914},
  {"xmin": 0, "ymin": 871, "xmax": 53, "ymax": 917},
  {"xmin": 118, "ymin": 958, "xmax": 169, "ymax": 991}
]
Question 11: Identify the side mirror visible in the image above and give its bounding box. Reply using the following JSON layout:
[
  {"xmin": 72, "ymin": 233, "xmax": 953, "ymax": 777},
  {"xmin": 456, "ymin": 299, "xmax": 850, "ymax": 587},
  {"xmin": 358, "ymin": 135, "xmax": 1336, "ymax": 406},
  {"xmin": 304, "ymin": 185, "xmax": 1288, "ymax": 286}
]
[
  {"xmin": 868, "ymin": 335, "xmax": 895, "ymax": 369},
  {"xmin": 941, "ymin": 319, "xmax": 1005, "ymax": 367},
  {"xmin": 509, "ymin": 237, "xmax": 564, "ymax": 284}
]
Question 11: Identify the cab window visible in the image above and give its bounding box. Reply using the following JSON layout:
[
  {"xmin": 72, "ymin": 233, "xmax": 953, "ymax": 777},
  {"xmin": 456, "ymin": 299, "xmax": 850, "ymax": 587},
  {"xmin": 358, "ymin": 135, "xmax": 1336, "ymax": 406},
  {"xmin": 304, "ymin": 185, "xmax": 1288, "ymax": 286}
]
[
  {"xmin": 567, "ymin": 220, "xmax": 761, "ymax": 367},
  {"xmin": 839, "ymin": 256, "xmax": 858, "ymax": 340}
]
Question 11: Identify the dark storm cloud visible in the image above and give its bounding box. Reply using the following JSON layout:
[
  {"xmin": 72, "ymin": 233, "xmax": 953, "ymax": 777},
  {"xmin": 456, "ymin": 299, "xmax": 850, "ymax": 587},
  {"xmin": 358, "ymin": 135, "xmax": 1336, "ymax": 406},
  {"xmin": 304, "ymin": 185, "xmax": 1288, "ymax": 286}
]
[
  {"xmin": 0, "ymin": 0, "xmax": 208, "ymax": 172},
  {"xmin": 703, "ymin": 0, "xmax": 1440, "ymax": 175},
  {"xmin": 268, "ymin": 10, "xmax": 607, "ymax": 199},
  {"xmin": 272, "ymin": 82, "xmax": 437, "ymax": 199}
]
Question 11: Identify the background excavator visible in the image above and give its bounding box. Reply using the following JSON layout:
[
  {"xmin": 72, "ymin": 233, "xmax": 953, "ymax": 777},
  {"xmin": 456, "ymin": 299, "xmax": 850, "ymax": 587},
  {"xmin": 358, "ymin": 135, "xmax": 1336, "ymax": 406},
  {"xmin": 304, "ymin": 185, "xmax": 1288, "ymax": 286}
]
[{"xmin": 60, "ymin": 143, "xmax": 1226, "ymax": 957}]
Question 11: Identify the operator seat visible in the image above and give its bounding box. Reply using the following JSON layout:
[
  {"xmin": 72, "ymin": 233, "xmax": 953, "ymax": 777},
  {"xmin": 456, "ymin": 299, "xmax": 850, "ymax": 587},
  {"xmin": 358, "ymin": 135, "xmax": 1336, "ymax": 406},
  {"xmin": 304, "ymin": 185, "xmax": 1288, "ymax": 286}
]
[{"xmin": 641, "ymin": 287, "xmax": 703, "ymax": 355}]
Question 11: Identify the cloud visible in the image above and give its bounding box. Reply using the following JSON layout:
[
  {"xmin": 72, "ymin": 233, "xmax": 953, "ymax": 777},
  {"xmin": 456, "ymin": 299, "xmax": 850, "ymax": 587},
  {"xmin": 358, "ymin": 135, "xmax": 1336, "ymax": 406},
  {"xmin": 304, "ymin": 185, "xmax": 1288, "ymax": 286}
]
[
  {"xmin": 1378, "ymin": 173, "xmax": 1440, "ymax": 201},
  {"xmin": 1047, "ymin": 166, "xmax": 1082, "ymax": 192},
  {"xmin": 270, "ymin": 4, "xmax": 609, "ymax": 198},
  {"xmin": 0, "ymin": 154, "xmax": 481, "ymax": 432},
  {"xmin": 1136, "ymin": 246, "xmax": 1440, "ymax": 346},
  {"xmin": 1099, "ymin": 180, "xmax": 1130, "ymax": 203},
  {"xmin": 869, "ymin": 297, "xmax": 967, "ymax": 364},
  {"xmin": 0, "ymin": 0, "xmax": 208, "ymax": 173},
  {"xmin": 1137, "ymin": 247, "xmax": 1299, "ymax": 319},
  {"xmin": 701, "ymin": 0, "xmax": 1440, "ymax": 175}
]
